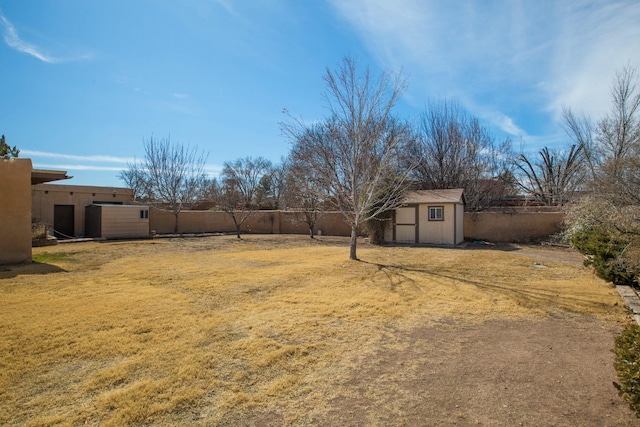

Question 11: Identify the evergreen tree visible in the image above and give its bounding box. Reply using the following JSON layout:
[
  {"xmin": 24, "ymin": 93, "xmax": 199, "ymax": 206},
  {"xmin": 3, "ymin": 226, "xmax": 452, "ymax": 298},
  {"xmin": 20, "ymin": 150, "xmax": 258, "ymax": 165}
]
[{"xmin": 0, "ymin": 135, "xmax": 20, "ymax": 157}]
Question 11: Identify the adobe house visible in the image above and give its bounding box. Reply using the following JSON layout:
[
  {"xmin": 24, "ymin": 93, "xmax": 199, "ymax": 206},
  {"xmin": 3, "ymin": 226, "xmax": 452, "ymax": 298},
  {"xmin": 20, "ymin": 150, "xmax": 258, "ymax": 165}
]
[
  {"xmin": 0, "ymin": 159, "xmax": 70, "ymax": 264},
  {"xmin": 32, "ymin": 183, "xmax": 134, "ymax": 238},
  {"xmin": 384, "ymin": 189, "xmax": 465, "ymax": 245}
]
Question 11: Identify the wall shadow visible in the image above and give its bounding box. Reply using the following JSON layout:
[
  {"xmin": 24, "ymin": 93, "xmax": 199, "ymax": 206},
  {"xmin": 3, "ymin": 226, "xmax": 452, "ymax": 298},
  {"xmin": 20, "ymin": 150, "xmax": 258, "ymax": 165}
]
[{"xmin": 0, "ymin": 262, "xmax": 66, "ymax": 279}]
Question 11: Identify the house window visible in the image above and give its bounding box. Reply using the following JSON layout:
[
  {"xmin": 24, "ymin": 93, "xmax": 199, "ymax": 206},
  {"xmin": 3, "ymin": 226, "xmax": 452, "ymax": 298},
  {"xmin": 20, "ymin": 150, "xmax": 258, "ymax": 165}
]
[
  {"xmin": 140, "ymin": 210, "xmax": 149, "ymax": 219},
  {"xmin": 428, "ymin": 206, "xmax": 444, "ymax": 221}
]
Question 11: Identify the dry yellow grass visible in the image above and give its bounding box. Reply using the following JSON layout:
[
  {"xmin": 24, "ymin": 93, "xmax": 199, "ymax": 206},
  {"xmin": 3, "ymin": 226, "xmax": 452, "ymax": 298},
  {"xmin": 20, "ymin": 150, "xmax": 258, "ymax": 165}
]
[{"xmin": 0, "ymin": 235, "xmax": 628, "ymax": 425}]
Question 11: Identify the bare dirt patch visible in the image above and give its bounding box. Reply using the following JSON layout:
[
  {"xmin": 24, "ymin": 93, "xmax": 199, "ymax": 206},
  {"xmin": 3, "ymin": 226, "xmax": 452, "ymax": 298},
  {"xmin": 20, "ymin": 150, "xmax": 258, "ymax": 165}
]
[
  {"xmin": 0, "ymin": 235, "xmax": 637, "ymax": 426},
  {"xmin": 319, "ymin": 318, "xmax": 633, "ymax": 426}
]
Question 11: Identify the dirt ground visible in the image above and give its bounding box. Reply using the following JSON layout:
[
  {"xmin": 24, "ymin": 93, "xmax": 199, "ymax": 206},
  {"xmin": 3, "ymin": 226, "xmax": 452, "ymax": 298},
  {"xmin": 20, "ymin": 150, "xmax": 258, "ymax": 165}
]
[{"xmin": 317, "ymin": 317, "xmax": 633, "ymax": 426}]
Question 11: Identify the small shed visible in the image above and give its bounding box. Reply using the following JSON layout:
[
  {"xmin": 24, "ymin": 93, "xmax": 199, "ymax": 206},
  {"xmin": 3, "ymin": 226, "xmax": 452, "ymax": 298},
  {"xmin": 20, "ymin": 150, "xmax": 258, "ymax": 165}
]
[
  {"xmin": 85, "ymin": 204, "xmax": 150, "ymax": 239},
  {"xmin": 385, "ymin": 189, "xmax": 465, "ymax": 245}
]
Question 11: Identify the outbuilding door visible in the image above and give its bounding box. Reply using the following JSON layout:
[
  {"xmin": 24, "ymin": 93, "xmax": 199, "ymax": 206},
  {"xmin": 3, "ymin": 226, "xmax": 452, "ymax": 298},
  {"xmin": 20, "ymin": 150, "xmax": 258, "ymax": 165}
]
[
  {"xmin": 54, "ymin": 205, "xmax": 75, "ymax": 239},
  {"xmin": 394, "ymin": 206, "xmax": 417, "ymax": 243}
]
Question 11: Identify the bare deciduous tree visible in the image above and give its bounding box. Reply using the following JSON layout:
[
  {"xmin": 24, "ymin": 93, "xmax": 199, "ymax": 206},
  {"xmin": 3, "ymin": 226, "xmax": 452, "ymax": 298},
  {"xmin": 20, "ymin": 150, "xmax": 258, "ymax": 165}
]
[
  {"xmin": 513, "ymin": 144, "xmax": 587, "ymax": 206},
  {"xmin": 283, "ymin": 56, "xmax": 415, "ymax": 260},
  {"xmin": 219, "ymin": 156, "xmax": 272, "ymax": 238},
  {"xmin": 119, "ymin": 135, "xmax": 209, "ymax": 233},
  {"xmin": 285, "ymin": 160, "xmax": 326, "ymax": 238},
  {"xmin": 256, "ymin": 159, "xmax": 289, "ymax": 210},
  {"xmin": 409, "ymin": 99, "xmax": 513, "ymax": 211},
  {"xmin": 118, "ymin": 161, "xmax": 151, "ymax": 202},
  {"xmin": 598, "ymin": 65, "xmax": 640, "ymax": 167},
  {"xmin": 562, "ymin": 108, "xmax": 597, "ymax": 176},
  {"xmin": 562, "ymin": 65, "xmax": 640, "ymax": 285},
  {"xmin": 564, "ymin": 64, "xmax": 640, "ymax": 204}
]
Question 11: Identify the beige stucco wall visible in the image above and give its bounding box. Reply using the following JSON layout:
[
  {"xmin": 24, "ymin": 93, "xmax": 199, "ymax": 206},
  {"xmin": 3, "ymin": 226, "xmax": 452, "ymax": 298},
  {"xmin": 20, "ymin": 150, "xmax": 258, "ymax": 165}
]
[
  {"xmin": 0, "ymin": 158, "xmax": 33, "ymax": 264},
  {"xmin": 464, "ymin": 211, "xmax": 564, "ymax": 242},
  {"xmin": 149, "ymin": 209, "xmax": 353, "ymax": 236},
  {"xmin": 99, "ymin": 205, "xmax": 150, "ymax": 239},
  {"xmin": 59, "ymin": 204, "xmax": 563, "ymax": 243},
  {"xmin": 32, "ymin": 184, "xmax": 134, "ymax": 237}
]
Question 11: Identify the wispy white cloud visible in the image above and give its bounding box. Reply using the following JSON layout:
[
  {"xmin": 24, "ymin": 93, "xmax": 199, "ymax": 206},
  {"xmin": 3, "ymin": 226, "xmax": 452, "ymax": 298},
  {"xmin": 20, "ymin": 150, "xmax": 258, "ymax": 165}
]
[
  {"xmin": 481, "ymin": 110, "xmax": 528, "ymax": 138},
  {"xmin": 21, "ymin": 150, "xmax": 135, "ymax": 164},
  {"xmin": 0, "ymin": 14, "xmax": 92, "ymax": 63},
  {"xmin": 204, "ymin": 165, "xmax": 223, "ymax": 177},
  {"xmin": 173, "ymin": 93, "xmax": 189, "ymax": 99},
  {"xmin": 543, "ymin": 2, "xmax": 640, "ymax": 120},
  {"xmin": 328, "ymin": 0, "xmax": 640, "ymax": 139},
  {"xmin": 24, "ymin": 149, "xmax": 222, "ymax": 177},
  {"xmin": 1, "ymin": 15, "xmax": 59, "ymax": 63},
  {"xmin": 31, "ymin": 163, "xmax": 127, "ymax": 172}
]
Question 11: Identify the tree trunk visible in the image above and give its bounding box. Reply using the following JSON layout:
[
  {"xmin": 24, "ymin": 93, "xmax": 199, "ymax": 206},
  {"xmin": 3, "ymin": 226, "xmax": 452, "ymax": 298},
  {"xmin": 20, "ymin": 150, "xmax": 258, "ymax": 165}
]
[
  {"xmin": 230, "ymin": 213, "xmax": 241, "ymax": 239},
  {"xmin": 349, "ymin": 224, "xmax": 358, "ymax": 260},
  {"xmin": 309, "ymin": 226, "xmax": 315, "ymax": 239},
  {"xmin": 174, "ymin": 211, "xmax": 179, "ymax": 234}
]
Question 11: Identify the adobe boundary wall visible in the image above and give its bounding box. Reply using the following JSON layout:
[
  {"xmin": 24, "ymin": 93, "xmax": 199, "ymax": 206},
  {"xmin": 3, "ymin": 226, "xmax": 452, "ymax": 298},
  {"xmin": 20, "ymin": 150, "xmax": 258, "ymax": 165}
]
[
  {"xmin": 150, "ymin": 208, "xmax": 564, "ymax": 242},
  {"xmin": 150, "ymin": 208, "xmax": 353, "ymax": 236},
  {"xmin": 463, "ymin": 211, "xmax": 564, "ymax": 242}
]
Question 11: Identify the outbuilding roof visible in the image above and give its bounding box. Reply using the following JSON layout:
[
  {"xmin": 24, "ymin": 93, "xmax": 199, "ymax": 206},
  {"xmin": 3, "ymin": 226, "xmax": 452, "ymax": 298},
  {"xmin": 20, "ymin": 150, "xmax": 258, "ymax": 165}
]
[
  {"xmin": 31, "ymin": 169, "xmax": 72, "ymax": 185},
  {"xmin": 402, "ymin": 189, "xmax": 465, "ymax": 205}
]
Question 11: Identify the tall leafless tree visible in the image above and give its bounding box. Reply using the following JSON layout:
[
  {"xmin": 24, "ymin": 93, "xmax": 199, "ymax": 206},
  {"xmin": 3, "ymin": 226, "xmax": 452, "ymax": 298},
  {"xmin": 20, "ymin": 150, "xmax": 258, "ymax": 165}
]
[
  {"xmin": 563, "ymin": 64, "xmax": 640, "ymax": 205},
  {"xmin": 562, "ymin": 65, "xmax": 640, "ymax": 286},
  {"xmin": 256, "ymin": 159, "xmax": 289, "ymax": 210},
  {"xmin": 285, "ymin": 159, "xmax": 327, "ymax": 238},
  {"xmin": 409, "ymin": 99, "xmax": 514, "ymax": 210},
  {"xmin": 219, "ymin": 156, "xmax": 272, "ymax": 238},
  {"xmin": 283, "ymin": 56, "xmax": 415, "ymax": 260},
  {"xmin": 119, "ymin": 135, "xmax": 208, "ymax": 233},
  {"xmin": 562, "ymin": 108, "xmax": 597, "ymax": 177},
  {"xmin": 513, "ymin": 144, "xmax": 587, "ymax": 206},
  {"xmin": 118, "ymin": 161, "xmax": 152, "ymax": 202}
]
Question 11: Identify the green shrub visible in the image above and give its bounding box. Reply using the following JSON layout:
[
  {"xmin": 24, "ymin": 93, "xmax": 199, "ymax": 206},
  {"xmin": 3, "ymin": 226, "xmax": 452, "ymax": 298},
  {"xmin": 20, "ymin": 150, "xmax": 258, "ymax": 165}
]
[
  {"xmin": 571, "ymin": 227, "xmax": 635, "ymax": 286},
  {"xmin": 615, "ymin": 323, "xmax": 640, "ymax": 417}
]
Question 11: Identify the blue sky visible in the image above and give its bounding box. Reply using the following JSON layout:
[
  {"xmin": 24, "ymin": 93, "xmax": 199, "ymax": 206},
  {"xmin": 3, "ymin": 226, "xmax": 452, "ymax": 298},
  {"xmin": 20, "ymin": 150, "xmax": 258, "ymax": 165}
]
[{"xmin": 1, "ymin": 0, "xmax": 639, "ymax": 187}]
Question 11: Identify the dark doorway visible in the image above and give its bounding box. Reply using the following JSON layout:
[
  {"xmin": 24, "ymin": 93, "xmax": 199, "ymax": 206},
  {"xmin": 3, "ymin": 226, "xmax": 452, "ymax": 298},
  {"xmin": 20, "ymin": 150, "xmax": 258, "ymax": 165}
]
[{"xmin": 53, "ymin": 205, "xmax": 75, "ymax": 239}]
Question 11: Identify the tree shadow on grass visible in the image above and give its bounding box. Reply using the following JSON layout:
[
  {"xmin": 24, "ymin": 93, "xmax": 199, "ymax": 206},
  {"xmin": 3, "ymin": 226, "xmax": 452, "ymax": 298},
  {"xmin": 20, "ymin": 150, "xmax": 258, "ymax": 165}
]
[
  {"xmin": 361, "ymin": 258, "xmax": 613, "ymax": 316},
  {"xmin": 0, "ymin": 262, "xmax": 66, "ymax": 279}
]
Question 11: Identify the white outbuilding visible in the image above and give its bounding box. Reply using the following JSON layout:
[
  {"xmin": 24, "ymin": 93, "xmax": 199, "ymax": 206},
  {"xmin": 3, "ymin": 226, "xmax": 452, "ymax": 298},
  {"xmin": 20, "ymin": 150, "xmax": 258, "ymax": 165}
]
[{"xmin": 384, "ymin": 189, "xmax": 465, "ymax": 245}]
